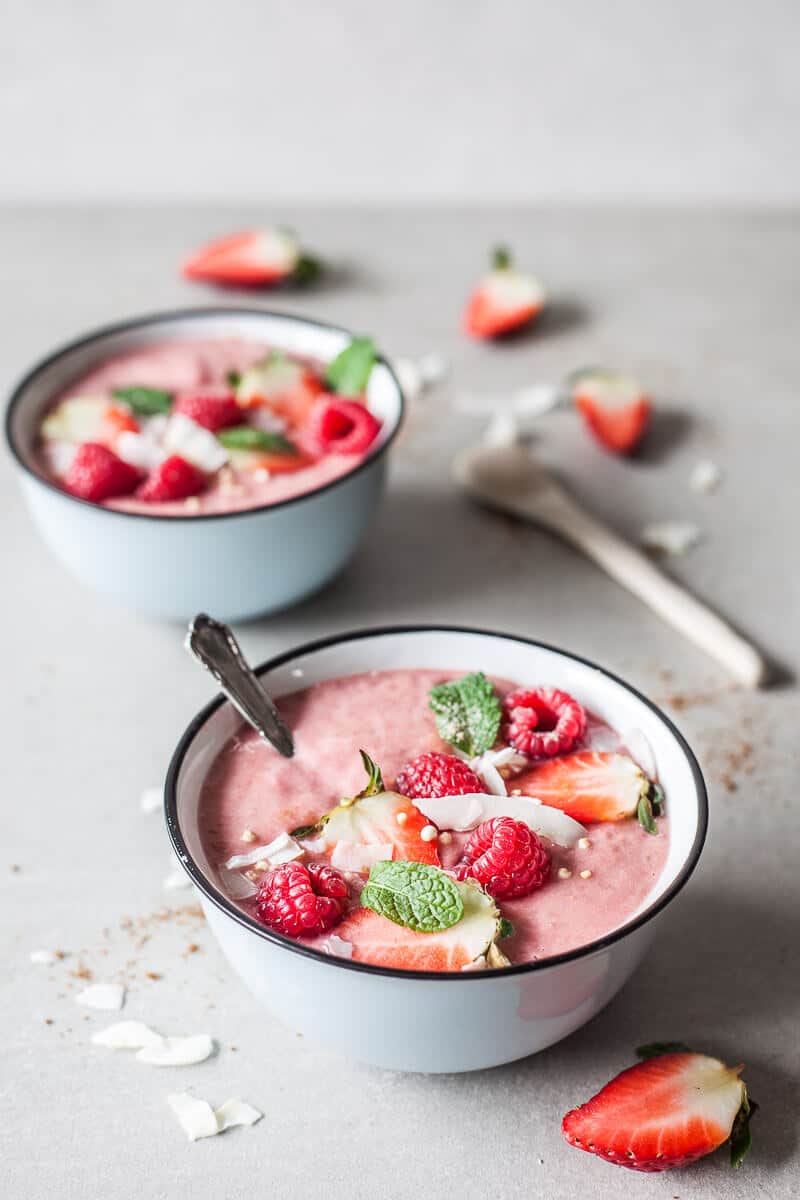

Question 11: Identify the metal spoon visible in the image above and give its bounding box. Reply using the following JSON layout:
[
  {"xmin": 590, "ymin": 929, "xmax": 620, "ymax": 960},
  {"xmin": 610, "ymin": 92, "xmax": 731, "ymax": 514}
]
[{"xmin": 185, "ymin": 614, "xmax": 295, "ymax": 756}]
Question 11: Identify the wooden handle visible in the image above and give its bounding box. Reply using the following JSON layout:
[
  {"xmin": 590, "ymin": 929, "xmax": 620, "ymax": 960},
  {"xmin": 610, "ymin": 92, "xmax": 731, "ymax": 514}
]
[{"xmin": 549, "ymin": 499, "xmax": 768, "ymax": 688}]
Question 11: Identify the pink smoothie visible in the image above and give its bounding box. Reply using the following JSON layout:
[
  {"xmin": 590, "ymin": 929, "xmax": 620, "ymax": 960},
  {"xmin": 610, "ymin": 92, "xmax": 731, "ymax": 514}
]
[
  {"xmin": 38, "ymin": 338, "xmax": 370, "ymax": 515},
  {"xmin": 199, "ymin": 669, "xmax": 669, "ymax": 970}
]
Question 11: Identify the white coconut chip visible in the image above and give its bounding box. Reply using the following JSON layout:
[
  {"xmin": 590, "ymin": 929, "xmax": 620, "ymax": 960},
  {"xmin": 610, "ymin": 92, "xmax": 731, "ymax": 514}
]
[
  {"xmin": 139, "ymin": 785, "xmax": 162, "ymax": 814},
  {"xmin": 218, "ymin": 867, "xmax": 258, "ymax": 900},
  {"xmin": 320, "ymin": 934, "xmax": 354, "ymax": 960},
  {"xmin": 223, "ymin": 831, "xmax": 303, "ymax": 871},
  {"xmin": 215, "ymin": 1099, "xmax": 263, "ymax": 1132},
  {"xmin": 162, "ymin": 413, "xmax": 228, "ymax": 473},
  {"xmin": 76, "ymin": 983, "xmax": 126, "ymax": 1011},
  {"xmin": 167, "ymin": 1093, "xmax": 220, "ymax": 1142},
  {"xmin": 163, "ymin": 866, "xmax": 192, "ymax": 891},
  {"xmin": 689, "ymin": 459, "xmax": 722, "ymax": 494},
  {"xmin": 116, "ymin": 430, "xmax": 165, "ymax": 471},
  {"xmin": 92, "ymin": 1021, "xmax": 164, "ymax": 1050},
  {"xmin": 415, "ymin": 793, "xmax": 585, "ymax": 848},
  {"xmin": 137, "ymin": 1034, "xmax": 214, "ymax": 1067},
  {"xmin": 330, "ymin": 841, "xmax": 394, "ymax": 872},
  {"xmin": 623, "ymin": 728, "xmax": 658, "ymax": 781},
  {"xmin": 41, "ymin": 440, "xmax": 77, "ymax": 478},
  {"xmin": 641, "ymin": 520, "xmax": 701, "ymax": 556},
  {"xmin": 461, "ymin": 746, "xmax": 528, "ymax": 796},
  {"xmin": 30, "ymin": 949, "xmax": 58, "ymax": 965}
]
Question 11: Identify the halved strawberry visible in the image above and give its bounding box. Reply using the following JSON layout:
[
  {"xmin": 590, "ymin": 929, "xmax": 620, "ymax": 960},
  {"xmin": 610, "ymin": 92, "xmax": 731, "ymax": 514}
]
[
  {"xmin": 342, "ymin": 879, "xmax": 503, "ymax": 971},
  {"xmin": 135, "ymin": 454, "xmax": 206, "ymax": 502},
  {"xmin": 172, "ymin": 388, "xmax": 241, "ymax": 432},
  {"xmin": 227, "ymin": 447, "xmax": 313, "ymax": 475},
  {"xmin": 41, "ymin": 396, "xmax": 139, "ymax": 448},
  {"xmin": 562, "ymin": 1048, "xmax": 754, "ymax": 1172},
  {"xmin": 514, "ymin": 751, "xmax": 660, "ymax": 828},
  {"xmin": 63, "ymin": 442, "xmax": 141, "ymax": 502},
  {"xmin": 182, "ymin": 228, "xmax": 318, "ymax": 288},
  {"xmin": 236, "ymin": 354, "xmax": 324, "ymax": 426},
  {"xmin": 572, "ymin": 369, "xmax": 651, "ymax": 455},
  {"xmin": 463, "ymin": 247, "xmax": 545, "ymax": 339}
]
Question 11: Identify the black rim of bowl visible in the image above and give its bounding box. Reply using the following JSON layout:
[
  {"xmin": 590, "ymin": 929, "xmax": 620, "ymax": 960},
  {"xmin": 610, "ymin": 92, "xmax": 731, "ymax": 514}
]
[
  {"xmin": 4, "ymin": 306, "xmax": 405, "ymax": 523},
  {"xmin": 165, "ymin": 624, "xmax": 708, "ymax": 982}
]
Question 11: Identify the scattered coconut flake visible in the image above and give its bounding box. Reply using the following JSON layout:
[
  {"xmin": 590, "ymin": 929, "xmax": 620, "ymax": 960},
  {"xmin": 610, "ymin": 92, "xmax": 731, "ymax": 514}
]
[
  {"xmin": 167, "ymin": 1093, "xmax": 219, "ymax": 1142},
  {"xmin": 163, "ymin": 867, "xmax": 192, "ymax": 892},
  {"xmin": 330, "ymin": 842, "xmax": 394, "ymax": 872},
  {"xmin": 92, "ymin": 1021, "xmax": 164, "ymax": 1050},
  {"xmin": 30, "ymin": 949, "xmax": 58, "ymax": 965},
  {"xmin": 163, "ymin": 413, "xmax": 228, "ymax": 473},
  {"xmin": 116, "ymin": 430, "xmax": 165, "ymax": 471},
  {"xmin": 689, "ymin": 459, "xmax": 722, "ymax": 494},
  {"xmin": 557, "ymin": 867, "xmax": 572, "ymax": 879},
  {"xmin": 641, "ymin": 520, "xmax": 701, "ymax": 557},
  {"xmin": 463, "ymin": 746, "xmax": 528, "ymax": 796},
  {"xmin": 415, "ymin": 793, "xmax": 585, "ymax": 848},
  {"xmin": 320, "ymin": 934, "xmax": 354, "ymax": 960},
  {"xmin": 579, "ymin": 869, "xmax": 593, "ymax": 880},
  {"xmin": 76, "ymin": 983, "xmax": 125, "ymax": 1011},
  {"xmin": 218, "ymin": 867, "xmax": 258, "ymax": 900},
  {"xmin": 623, "ymin": 728, "xmax": 658, "ymax": 781},
  {"xmin": 137, "ymin": 1034, "xmax": 214, "ymax": 1067},
  {"xmin": 290, "ymin": 667, "xmax": 304, "ymax": 678},
  {"xmin": 484, "ymin": 411, "xmax": 521, "ymax": 447},
  {"xmin": 223, "ymin": 831, "xmax": 303, "ymax": 872},
  {"xmin": 215, "ymin": 1099, "xmax": 263, "ymax": 1132},
  {"xmin": 139, "ymin": 785, "xmax": 162, "ymax": 814},
  {"xmin": 392, "ymin": 353, "xmax": 449, "ymax": 401}
]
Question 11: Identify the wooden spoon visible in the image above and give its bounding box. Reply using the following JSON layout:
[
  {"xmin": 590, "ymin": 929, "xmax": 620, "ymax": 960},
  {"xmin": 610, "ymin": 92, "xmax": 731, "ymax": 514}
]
[{"xmin": 453, "ymin": 441, "xmax": 767, "ymax": 688}]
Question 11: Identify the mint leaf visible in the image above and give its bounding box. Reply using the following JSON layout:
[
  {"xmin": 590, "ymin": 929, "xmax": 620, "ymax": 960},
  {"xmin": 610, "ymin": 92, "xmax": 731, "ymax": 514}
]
[
  {"xmin": 361, "ymin": 861, "xmax": 464, "ymax": 933},
  {"xmin": 325, "ymin": 336, "xmax": 376, "ymax": 397},
  {"xmin": 499, "ymin": 918, "xmax": 514, "ymax": 939},
  {"xmin": 112, "ymin": 386, "xmax": 172, "ymax": 416},
  {"xmin": 217, "ymin": 427, "xmax": 296, "ymax": 454},
  {"xmin": 429, "ymin": 672, "xmax": 501, "ymax": 757},
  {"xmin": 635, "ymin": 1042, "xmax": 692, "ymax": 1060},
  {"xmin": 226, "ymin": 369, "xmax": 241, "ymax": 389}
]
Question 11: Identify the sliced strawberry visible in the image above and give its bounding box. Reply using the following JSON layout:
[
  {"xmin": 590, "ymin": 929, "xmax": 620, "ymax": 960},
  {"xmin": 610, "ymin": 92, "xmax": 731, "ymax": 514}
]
[
  {"xmin": 308, "ymin": 396, "xmax": 381, "ymax": 455},
  {"xmin": 572, "ymin": 369, "xmax": 651, "ymax": 455},
  {"xmin": 342, "ymin": 879, "xmax": 501, "ymax": 971},
  {"xmin": 514, "ymin": 752, "xmax": 653, "ymax": 824},
  {"xmin": 182, "ymin": 228, "xmax": 301, "ymax": 287},
  {"xmin": 562, "ymin": 1050, "xmax": 752, "ymax": 1172},
  {"xmin": 320, "ymin": 792, "xmax": 440, "ymax": 866},
  {"xmin": 173, "ymin": 388, "xmax": 241, "ymax": 432},
  {"xmin": 228, "ymin": 447, "xmax": 313, "ymax": 475},
  {"xmin": 63, "ymin": 442, "xmax": 141, "ymax": 502},
  {"xmin": 463, "ymin": 247, "xmax": 545, "ymax": 339},
  {"xmin": 41, "ymin": 396, "xmax": 139, "ymax": 448},
  {"xmin": 236, "ymin": 355, "xmax": 324, "ymax": 427},
  {"xmin": 135, "ymin": 455, "xmax": 206, "ymax": 502}
]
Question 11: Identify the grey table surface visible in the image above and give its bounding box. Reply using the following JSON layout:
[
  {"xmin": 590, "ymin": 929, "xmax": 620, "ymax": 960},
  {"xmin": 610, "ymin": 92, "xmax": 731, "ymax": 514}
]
[{"xmin": 2, "ymin": 205, "xmax": 798, "ymax": 1199}]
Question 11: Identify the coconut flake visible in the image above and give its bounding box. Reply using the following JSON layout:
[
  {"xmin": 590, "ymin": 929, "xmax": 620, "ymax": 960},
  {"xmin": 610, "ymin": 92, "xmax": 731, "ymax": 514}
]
[
  {"xmin": 641, "ymin": 520, "xmax": 701, "ymax": 556},
  {"xmin": 689, "ymin": 459, "xmax": 722, "ymax": 494},
  {"xmin": 163, "ymin": 413, "xmax": 228, "ymax": 472},
  {"xmin": 41, "ymin": 440, "xmax": 77, "ymax": 478},
  {"xmin": 218, "ymin": 867, "xmax": 258, "ymax": 900},
  {"xmin": 137, "ymin": 1034, "xmax": 214, "ymax": 1066},
  {"xmin": 623, "ymin": 728, "xmax": 658, "ymax": 781},
  {"xmin": 330, "ymin": 842, "xmax": 394, "ymax": 872},
  {"xmin": 30, "ymin": 949, "xmax": 58, "ymax": 965},
  {"xmin": 167, "ymin": 1093, "xmax": 220, "ymax": 1142},
  {"xmin": 76, "ymin": 983, "xmax": 126, "ymax": 1011},
  {"xmin": 412, "ymin": 793, "xmax": 484, "ymax": 831},
  {"xmin": 116, "ymin": 430, "xmax": 165, "ymax": 471},
  {"xmin": 92, "ymin": 1021, "xmax": 164, "ymax": 1050},
  {"xmin": 320, "ymin": 934, "xmax": 354, "ymax": 960},
  {"xmin": 139, "ymin": 785, "xmax": 162, "ymax": 814},
  {"xmin": 215, "ymin": 1099, "xmax": 263, "ymax": 1131},
  {"xmin": 163, "ymin": 867, "xmax": 192, "ymax": 892},
  {"xmin": 223, "ymin": 831, "xmax": 303, "ymax": 871},
  {"xmin": 415, "ymin": 793, "xmax": 585, "ymax": 848}
]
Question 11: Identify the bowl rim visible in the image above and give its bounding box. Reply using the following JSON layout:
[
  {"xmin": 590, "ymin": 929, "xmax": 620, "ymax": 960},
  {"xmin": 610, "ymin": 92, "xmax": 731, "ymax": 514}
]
[
  {"xmin": 4, "ymin": 306, "xmax": 405, "ymax": 524},
  {"xmin": 165, "ymin": 624, "xmax": 708, "ymax": 982}
]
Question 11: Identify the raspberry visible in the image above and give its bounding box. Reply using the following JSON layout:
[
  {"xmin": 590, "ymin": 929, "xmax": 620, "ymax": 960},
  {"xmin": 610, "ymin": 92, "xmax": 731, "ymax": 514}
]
[
  {"xmin": 396, "ymin": 752, "xmax": 483, "ymax": 800},
  {"xmin": 454, "ymin": 817, "xmax": 550, "ymax": 899},
  {"xmin": 63, "ymin": 442, "xmax": 141, "ymax": 502},
  {"xmin": 309, "ymin": 396, "xmax": 381, "ymax": 455},
  {"xmin": 136, "ymin": 455, "xmax": 206, "ymax": 502},
  {"xmin": 256, "ymin": 861, "xmax": 348, "ymax": 938},
  {"xmin": 503, "ymin": 687, "xmax": 586, "ymax": 758},
  {"xmin": 172, "ymin": 388, "xmax": 241, "ymax": 432}
]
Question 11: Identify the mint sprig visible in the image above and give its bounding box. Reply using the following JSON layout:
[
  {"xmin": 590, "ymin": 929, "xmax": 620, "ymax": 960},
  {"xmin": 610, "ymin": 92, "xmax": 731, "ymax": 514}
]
[
  {"xmin": 361, "ymin": 861, "xmax": 464, "ymax": 933},
  {"xmin": 325, "ymin": 336, "xmax": 376, "ymax": 397},
  {"xmin": 217, "ymin": 427, "xmax": 296, "ymax": 454},
  {"xmin": 112, "ymin": 386, "xmax": 172, "ymax": 416},
  {"xmin": 428, "ymin": 672, "xmax": 501, "ymax": 758}
]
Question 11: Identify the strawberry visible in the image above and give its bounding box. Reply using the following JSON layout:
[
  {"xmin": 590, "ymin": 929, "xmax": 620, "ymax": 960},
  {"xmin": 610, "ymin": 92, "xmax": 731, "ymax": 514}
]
[
  {"xmin": 572, "ymin": 369, "xmax": 651, "ymax": 455},
  {"xmin": 41, "ymin": 396, "xmax": 139, "ymax": 448},
  {"xmin": 63, "ymin": 442, "xmax": 141, "ymax": 502},
  {"xmin": 308, "ymin": 396, "xmax": 382, "ymax": 455},
  {"xmin": 172, "ymin": 388, "xmax": 241, "ymax": 432},
  {"xmin": 562, "ymin": 1046, "xmax": 755, "ymax": 1172},
  {"xmin": 135, "ymin": 455, "xmax": 206, "ymax": 502},
  {"xmin": 236, "ymin": 354, "xmax": 324, "ymax": 426},
  {"xmin": 514, "ymin": 751, "xmax": 662, "ymax": 830},
  {"xmin": 228, "ymin": 448, "xmax": 312, "ymax": 476},
  {"xmin": 463, "ymin": 247, "xmax": 545, "ymax": 339},
  {"xmin": 181, "ymin": 228, "xmax": 318, "ymax": 288}
]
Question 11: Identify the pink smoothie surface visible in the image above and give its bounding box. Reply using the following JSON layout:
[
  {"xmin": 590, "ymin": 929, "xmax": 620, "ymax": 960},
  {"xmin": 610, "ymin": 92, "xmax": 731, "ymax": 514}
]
[
  {"xmin": 198, "ymin": 669, "xmax": 669, "ymax": 969},
  {"xmin": 40, "ymin": 337, "xmax": 365, "ymax": 515}
]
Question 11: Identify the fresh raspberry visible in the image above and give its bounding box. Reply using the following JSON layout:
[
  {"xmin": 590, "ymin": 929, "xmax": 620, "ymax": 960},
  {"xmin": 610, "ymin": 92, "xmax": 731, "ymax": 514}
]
[
  {"xmin": 309, "ymin": 396, "xmax": 381, "ymax": 455},
  {"xmin": 172, "ymin": 388, "xmax": 241, "ymax": 431},
  {"xmin": 63, "ymin": 442, "xmax": 141, "ymax": 502},
  {"xmin": 396, "ymin": 752, "xmax": 484, "ymax": 800},
  {"xmin": 256, "ymin": 861, "xmax": 348, "ymax": 938},
  {"xmin": 136, "ymin": 455, "xmax": 207, "ymax": 502},
  {"xmin": 454, "ymin": 817, "xmax": 550, "ymax": 899},
  {"xmin": 502, "ymin": 687, "xmax": 586, "ymax": 758}
]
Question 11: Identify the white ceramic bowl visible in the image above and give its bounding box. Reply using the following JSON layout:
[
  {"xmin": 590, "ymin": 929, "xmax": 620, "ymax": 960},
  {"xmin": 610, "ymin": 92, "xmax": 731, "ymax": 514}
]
[
  {"xmin": 5, "ymin": 309, "xmax": 404, "ymax": 622},
  {"xmin": 166, "ymin": 626, "xmax": 707, "ymax": 1073}
]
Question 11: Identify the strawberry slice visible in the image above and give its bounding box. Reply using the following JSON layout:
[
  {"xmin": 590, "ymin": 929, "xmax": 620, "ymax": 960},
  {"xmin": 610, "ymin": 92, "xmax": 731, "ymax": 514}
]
[
  {"xmin": 173, "ymin": 388, "xmax": 241, "ymax": 432},
  {"xmin": 135, "ymin": 454, "xmax": 206, "ymax": 502},
  {"xmin": 41, "ymin": 396, "xmax": 139, "ymax": 448},
  {"xmin": 342, "ymin": 880, "xmax": 503, "ymax": 971},
  {"xmin": 228, "ymin": 448, "xmax": 313, "ymax": 476},
  {"xmin": 562, "ymin": 1048, "xmax": 754, "ymax": 1172},
  {"xmin": 514, "ymin": 751, "xmax": 660, "ymax": 828},
  {"xmin": 236, "ymin": 355, "xmax": 324, "ymax": 426},
  {"xmin": 182, "ymin": 228, "xmax": 317, "ymax": 288},
  {"xmin": 463, "ymin": 247, "xmax": 545, "ymax": 339},
  {"xmin": 572, "ymin": 369, "xmax": 651, "ymax": 455}
]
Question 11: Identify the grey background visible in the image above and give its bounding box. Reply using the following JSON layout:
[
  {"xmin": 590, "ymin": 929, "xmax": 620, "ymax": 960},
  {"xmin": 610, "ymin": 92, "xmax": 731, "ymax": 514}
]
[
  {"xmin": 2, "ymin": 0, "xmax": 799, "ymax": 204},
  {"xmin": 2, "ymin": 204, "xmax": 798, "ymax": 1197}
]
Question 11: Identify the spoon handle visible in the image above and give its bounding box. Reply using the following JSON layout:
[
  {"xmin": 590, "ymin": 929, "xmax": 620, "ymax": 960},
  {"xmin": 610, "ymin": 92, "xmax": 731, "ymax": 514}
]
[{"xmin": 185, "ymin": 614, "xmax": 295, "ymax": 757}]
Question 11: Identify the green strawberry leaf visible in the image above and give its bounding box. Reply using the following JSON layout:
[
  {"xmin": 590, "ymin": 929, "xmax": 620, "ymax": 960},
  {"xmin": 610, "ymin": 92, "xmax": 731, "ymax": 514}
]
[
  {"xmin": 650, "ymin": 781, "xmax": 665, "ymax": 816},
  {"xmin": 637, "ymin": 788, "xmax": 659, "ymax": 835},
  {"xmin": 429, "ymin": 672, "xmax": 501, "ymax": 757},
  {"xmin": 293, "ymin": 253, "xmax": 322, "ymax": 285},
  {"xmin": 217, "ymin": 427, "xmax": 296, "ymax": 454},
  {"xmin": 492, "ymin": 245, "xmax": 512, "ymax": 271},
  {"xmin": 288, "ymin": 822, "xmax": 320, "ymax": 839},
  {"xmin": 112, "ymin": 386, "xmax": 172, "ymax": 416},
  {"xmin": 499, "ymin": 917, "xmax": 514, "ymax": 939},
  {"xmin": 355, "ymin": 749, "xmax": 384, "ymax": 799},
  {"xmin": 730, "ymin": 1090, "xmax": 757, "ymax": 1169},
  {"xmin": 226, "ymin": 369, "xmax": 242, "ymax": 389},
  {"xmin": 325, "ymin": 336, "xmax": 376, "ymax": 397},
  {"xmin": 361, "ymin": 861, "xmax": 464, "ymax": 933},
  {"xmin": 636, "ymin": 1042, "xmax": 692, "ymax": 1060}
]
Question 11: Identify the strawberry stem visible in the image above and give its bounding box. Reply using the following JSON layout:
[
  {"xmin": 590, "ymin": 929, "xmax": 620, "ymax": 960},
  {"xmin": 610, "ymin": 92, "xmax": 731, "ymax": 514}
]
[
  {"xmin": 492, "ymin": 245, "xmax": 512, "ymax": 271},
  {"xmin": 730, "ymin": 1090, "xmax": 757, "ymax": 1169}
]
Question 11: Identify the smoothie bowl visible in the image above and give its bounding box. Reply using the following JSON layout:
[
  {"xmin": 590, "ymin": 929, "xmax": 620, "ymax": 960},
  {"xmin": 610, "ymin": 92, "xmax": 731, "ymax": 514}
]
[
  {"xmin": 166, "ymin": 626, "xmax": 707, "ymax": 1072},
  {"xmin": 5, "ymin": 309, "xmax": 403, "ymax": 620}
]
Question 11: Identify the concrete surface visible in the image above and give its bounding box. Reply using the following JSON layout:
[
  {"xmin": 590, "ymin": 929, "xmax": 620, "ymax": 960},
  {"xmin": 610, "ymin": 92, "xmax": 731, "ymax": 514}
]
[{"xmin": 2, "ymin": 205, "xmax": 798, "ymax": 1198}]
